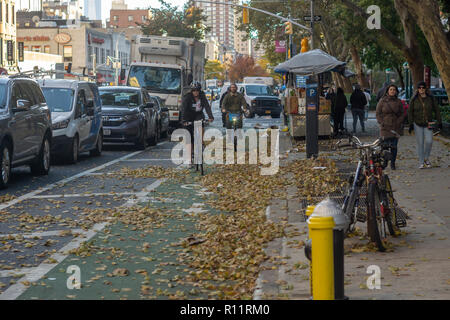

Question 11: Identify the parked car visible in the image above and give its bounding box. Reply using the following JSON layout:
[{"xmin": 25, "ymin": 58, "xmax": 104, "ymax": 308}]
[
  {"xmin": 0, "ymin": 76, "xmax": 52, "ymax": 188},
  {"xmin": 98, "ymin": 86, "xmax": 158, "ymax": 149},
  {"xmin": 149, "ymin": 95, "xmax": 169, "ymax": 138},
  {"xmin": 38, "ymin": 79, "xmax": 103, "ymax": 163},
  {"xmin": 398, "ymin": 90, "xmax": 409, "ymax": 117}
]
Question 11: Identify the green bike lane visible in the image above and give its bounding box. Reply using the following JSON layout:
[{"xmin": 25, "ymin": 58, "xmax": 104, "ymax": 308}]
[{"xmin": 17, "ymin": 174, "xmax": 227, "ymax": 300}]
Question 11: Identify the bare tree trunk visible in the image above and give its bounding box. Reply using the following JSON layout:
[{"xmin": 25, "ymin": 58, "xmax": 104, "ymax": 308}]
[
  {"xmin": 350, "ymin": 45, "xmax": 369, "ymax": 89},
  {"xmin": 395, "ymin": 66, "xmax": 405, "ymax": 90},
  {"xmin": 394, "ymin": 0, "xmax": 425, "ymax": 87},
  {"xmin": 396, "ymin": 0, "xmax": 450, "ymax": 91}
]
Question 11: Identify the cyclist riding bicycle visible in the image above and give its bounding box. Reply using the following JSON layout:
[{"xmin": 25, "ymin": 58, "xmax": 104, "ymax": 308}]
[
  {"xmin": 221, "ymin": 83, "xmax": 249, "ymax": 129},
  {"xmin": 180, "ymin": 81, "xmax": 214, "ymax": 155}
]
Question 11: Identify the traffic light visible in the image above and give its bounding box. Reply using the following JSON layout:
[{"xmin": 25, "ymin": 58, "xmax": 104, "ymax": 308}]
[
  {"xmin": 186, "ymin": 6, "xmax": 194, "ymax": 18},
  {"xmin": 301, "ymin": 38, "xmax": 309, "ymax": 53},
  {"xmin": 284, "ymin": 21, "xmax": 293, "ymax": 35},
  {"xmin": 242, "ymin": 5, "xmax": 249, "ymax": 24},
  {"xmin": 65, "ymin": 63, "xmax": 72, "ymax": 73}
]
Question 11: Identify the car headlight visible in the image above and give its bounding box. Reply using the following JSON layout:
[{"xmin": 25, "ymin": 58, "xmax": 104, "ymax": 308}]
[
  {"xmin": 251, "ymin": 100, "xmax": 256, "ymax": 106},
  {"xmin": 122, "ymin": 114, "xmax": 138, "ymax": 121},
  {"xmin": 52, "ymin": 119, "xmax": 70, "ymax": 130}
]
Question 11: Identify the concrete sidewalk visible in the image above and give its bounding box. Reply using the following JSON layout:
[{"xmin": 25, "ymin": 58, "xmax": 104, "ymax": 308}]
[{"xmin": 255, "ymin": 131, "xmax": 450, "ymax": 300}]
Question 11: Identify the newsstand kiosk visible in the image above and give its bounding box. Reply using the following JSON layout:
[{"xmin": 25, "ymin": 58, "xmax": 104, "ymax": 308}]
[{"xmin": 276, "ymin": 49, "xmax": 353, "ymax": 158}]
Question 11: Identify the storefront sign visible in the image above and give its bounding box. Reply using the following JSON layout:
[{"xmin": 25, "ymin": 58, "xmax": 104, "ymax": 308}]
[
  {"xmin": 18, "ymin": 42, "xmax": 24, "ymax": 62},
  {"xmin": 54, "ymin": 33, "xmax": 71, "ymax": 44},
  {"xmin": 17, "ymin": 36, "xmax": 51, "ymax": 42}
]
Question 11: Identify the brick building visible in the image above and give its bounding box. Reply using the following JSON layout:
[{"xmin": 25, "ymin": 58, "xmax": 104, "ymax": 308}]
[{"xmin": 108, "ymin": 9, "xmax": 151, "ymax": 29}]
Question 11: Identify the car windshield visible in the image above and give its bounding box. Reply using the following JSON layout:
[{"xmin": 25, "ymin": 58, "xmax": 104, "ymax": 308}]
[
  {"xmin": 0, "ymin": 84, "xmax": 7, "ymax": 108},
  {"xmin": 99, "ymin": 89, "xmax": 140, "ymax": 107},
  {"xmin": 41, "ymin": 88, "xmax": 75, "ymax": 112},
  {"xmin": 127, "ymin": 66, "xmax": 181, "ymax": 94},
  {"xmin": 245, "ymin": 85, "xmax": 273, "ymax": 96}
]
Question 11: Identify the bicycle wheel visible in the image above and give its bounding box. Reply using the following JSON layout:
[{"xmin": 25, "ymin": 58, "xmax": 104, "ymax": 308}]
[
  {"xmin": 367, "ymin": 182, "xmax": 387, "ymax": 252},
  {"xmin": 382, "ymin": 175, "xmax": 398, "ymax": 236}
]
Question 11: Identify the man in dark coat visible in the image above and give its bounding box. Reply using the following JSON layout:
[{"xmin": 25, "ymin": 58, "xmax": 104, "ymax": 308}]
[{"xmin": 350, "ymin": 84, "xmax": 367, "ymax": 133}]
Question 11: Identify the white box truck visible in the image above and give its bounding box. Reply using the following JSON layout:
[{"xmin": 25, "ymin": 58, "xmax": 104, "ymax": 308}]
[
  {"xmin": 127, "ymin": 35, "xmax": 206, "ymax": 126},
  {"xmin": 243, "ymin": 76, "xmax": 274, "ymax": 87}
]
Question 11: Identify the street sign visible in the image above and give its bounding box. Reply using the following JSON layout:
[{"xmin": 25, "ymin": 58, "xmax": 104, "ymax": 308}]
[{"xmin": 304, "ymin": 15, "xmax": 321, "ymax": 22}]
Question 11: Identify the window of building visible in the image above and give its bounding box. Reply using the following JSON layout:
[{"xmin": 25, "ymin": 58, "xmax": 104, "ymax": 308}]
[
  {"xmin": 95, "ymin": 47, "xmax": 99, "ymax": 63},
  {"xmin": 141, "ymin": 16, "xmax": 146, "ymax": 22},
  {"xmin": 63, "ymin": 45, "xmax": 72, "ymax": 62},
  {"xmin": 113, "ymin": 15, "xmax": 118, "ymax": 21},
  {"xmin": 128, "ymin": 15, "xmax": 133, "ymax": 22},
  {"xmin": 101, "ymin": 48, "xmax": 105, "ymax": 64},
  {"xmin": 11, "ymin": 5, "xmax": 14, "ymax": 24},
  {"xmin": 32, "ymin": 46, "xmax": 41, "ymax": 52},
  {"xmin": 44, "ymin": 45, "xmax": 50, "ymax": 54},
  {"xmin": 6, "ymin": 3, "xmax": 8, "ymax": 23},
  {"xmin": 0, "ymin": 3, "xmax": 2, "ymax": 22},
  {"xmin": 24, "ymin": 46, "xmax": 29, "ymax": 51}
]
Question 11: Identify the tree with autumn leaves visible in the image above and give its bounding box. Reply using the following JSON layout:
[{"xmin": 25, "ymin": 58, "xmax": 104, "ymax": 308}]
[{"xmin": 227, "ymin": 56, "xmax": 269, "ymax": 83}]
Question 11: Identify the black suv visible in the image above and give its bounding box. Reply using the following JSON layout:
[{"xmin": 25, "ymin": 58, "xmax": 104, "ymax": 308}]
[{"xmin": 0, "ymin": 76, "xmax": 52, "ymax": 188}]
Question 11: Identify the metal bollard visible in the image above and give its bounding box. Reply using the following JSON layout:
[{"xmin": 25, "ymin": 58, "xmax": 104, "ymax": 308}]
[
  {"xmin": 307, "ymin": 215, "xmax": 335, "ymax": 300},
  {"xmin": 306, "ymin": 198, "xmax": 349, "ymax": 300}
]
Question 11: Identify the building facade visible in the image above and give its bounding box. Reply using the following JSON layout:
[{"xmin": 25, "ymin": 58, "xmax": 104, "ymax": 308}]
[
  {"xmin": 205, "ymin": 37, "xmax": 219, "ymax": 61},
  {"xmin": 233, "ymin": 12, "xmax": 250, "ymax": 57},
  {"xmin": 17, "ymin": 22, "xmax": 130, "ymax": 83},
  {"xmin": 194, "ymin": 0, "xmax": 236, "ymax": 50},
  {"xmin": 108, "ymin": 9, "xmax": 151, "ymax": 29},
  {"xmin": 111, "ymin": 0, "xmax": 127, "ymax": 10},
  {"xmin": 0, "ymin": 0, "xmax": 18, "ymax": 72},
  {"xmin": 84, "ymin": 0, "xmax": 100, "ymax": 21}
]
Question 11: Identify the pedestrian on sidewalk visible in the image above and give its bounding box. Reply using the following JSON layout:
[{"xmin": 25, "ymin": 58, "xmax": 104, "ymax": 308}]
[
  {"xmin": 407, "ymin": 81, "xmax": 442, "ymax": 169},
  {"xmin": 332, "ymin": 87, "xmax": 347, "ymax": 136},
  {"xmin": 376, "ymin": 84, "xmax": 405, "ymax": 170},
  {"xmin": 350, "ymin": 84, "xmax": 367, "ymax": 134}
]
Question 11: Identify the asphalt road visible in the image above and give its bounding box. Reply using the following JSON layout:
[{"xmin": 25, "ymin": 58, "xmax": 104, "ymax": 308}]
[{"xmin": 0, "ymin": 100, "xmax": 283, "ymax": 300}]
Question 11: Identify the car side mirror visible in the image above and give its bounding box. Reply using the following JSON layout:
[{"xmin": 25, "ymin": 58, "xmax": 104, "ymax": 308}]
[
  {"xmin": 13, "ymin": 99, "xmax": 32, "ymax": 112},
  {"xmin": 86, "ymin": 100, "xmax": 95, "ymax": 116}
]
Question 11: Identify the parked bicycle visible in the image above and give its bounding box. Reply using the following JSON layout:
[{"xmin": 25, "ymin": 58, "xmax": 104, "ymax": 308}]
[
  {"xmin": 336, "ymin": 133, "xmax": 408, "ymax": 251},
  {"xmin": 183, "ymin": 119, "xmax": 209, "ymax": 175}
]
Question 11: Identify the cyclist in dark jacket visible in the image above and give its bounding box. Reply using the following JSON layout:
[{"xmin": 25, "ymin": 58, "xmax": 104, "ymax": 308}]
[{"xmin": 180, "ymin": 82, "xmax": 214, "ymax": 148}]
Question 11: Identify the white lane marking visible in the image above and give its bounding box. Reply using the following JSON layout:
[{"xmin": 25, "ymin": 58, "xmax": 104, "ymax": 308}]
[
  {"xmin": 0, "ymin": 229, "xmax": 85, "ymax": 240},
  {"xmin": 123, "ymin": 179, "xmax": 166, "ymax": 207},
  {"xmin": 0, "ymin": 151, "xmax": 143, "ymax": 211},
  {"xmin": 30, "ymin": 192, "xmax": 135, "ymax": 199},
  {"xmin": 0, "ymin": 222, "xmax": 107, "ymax": 300},
  {"xmin": 0, "ymin": 178, "xmax": 165, "ymax": 300}
]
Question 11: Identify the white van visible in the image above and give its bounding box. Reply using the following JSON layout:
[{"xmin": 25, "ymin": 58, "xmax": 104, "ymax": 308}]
[{"xmin": 38, "ymin": 79, "xmax": 103, "ymax": 163}]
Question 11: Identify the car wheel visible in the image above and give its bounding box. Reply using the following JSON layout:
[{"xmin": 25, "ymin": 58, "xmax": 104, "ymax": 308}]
[
  {"xmin": 31, "ymin": 136, "xmax": 51, "ymax": 176},
  {"xmin": 0, "ymin": 142, "xmax": 12, "ymax": 189},
  {"xmin": 90, "ymin": 132, "xmax": 103, "ymax": 157},
  {"xmin": 67, "ymin": 135, "xmax": 79, "ymax": 164},
  {"xmin": 135, "ymin": 126, "xmax": 148, "ymax": 150}
]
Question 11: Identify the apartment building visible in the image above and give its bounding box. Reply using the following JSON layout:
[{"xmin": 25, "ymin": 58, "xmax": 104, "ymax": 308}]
[
  {"xmin": 0, "ymin": 0, "xmax": 18, "ymax": 71},
  {"xmin": 194, "ymin": 0, "xmax": 236, "ymax": 49}
]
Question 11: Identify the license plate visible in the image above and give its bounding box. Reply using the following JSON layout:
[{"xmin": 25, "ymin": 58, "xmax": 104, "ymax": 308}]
[
  {"xmin": 265, "ymin": 110, "xmax": 271, "ymax": 114},
  {"xmin": 104, "ymin": 129, "xmax": 111, "ymax": 136}
]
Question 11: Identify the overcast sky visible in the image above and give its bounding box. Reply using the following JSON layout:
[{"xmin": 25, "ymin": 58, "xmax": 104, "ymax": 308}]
[{"xmin": 102, "ymin": 0, "xmax": 186, "ymax": 21}]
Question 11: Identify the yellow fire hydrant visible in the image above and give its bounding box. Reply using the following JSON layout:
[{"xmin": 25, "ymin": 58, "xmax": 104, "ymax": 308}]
[{"xmin": 307, "ymin": 215, "xmax": 335, "ymax": 300}]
